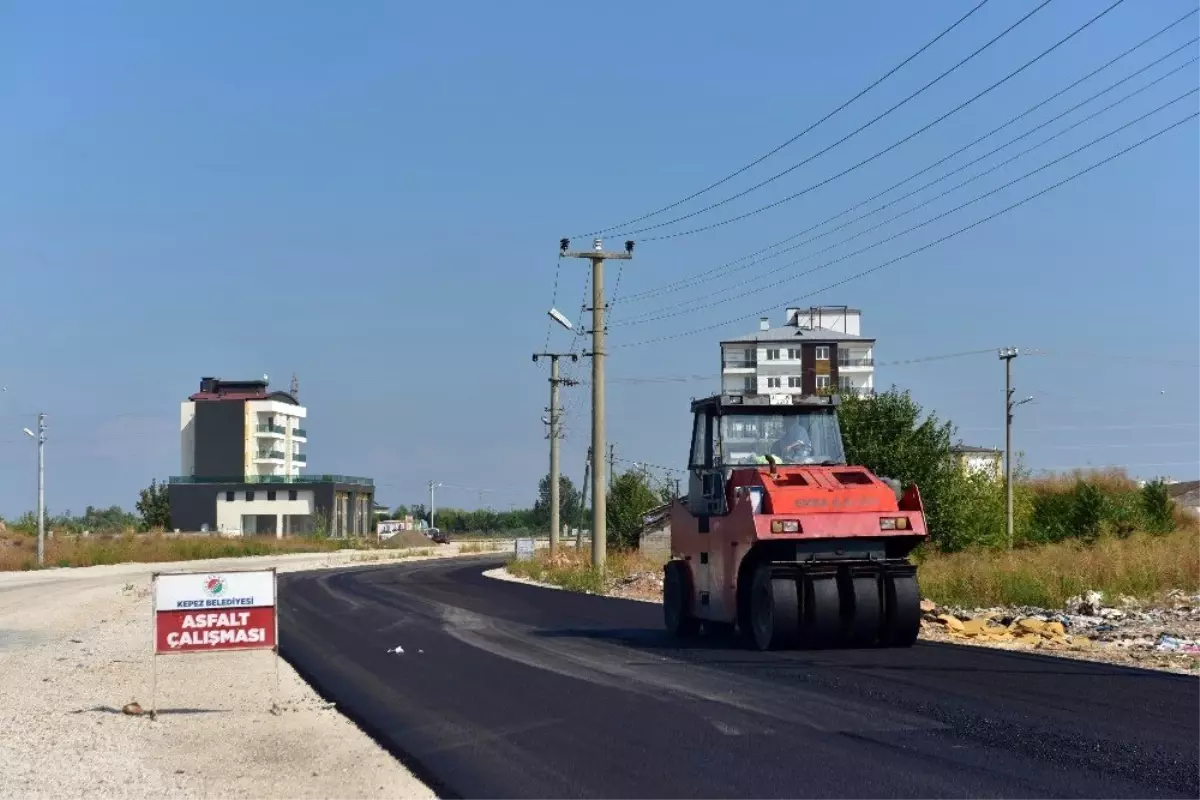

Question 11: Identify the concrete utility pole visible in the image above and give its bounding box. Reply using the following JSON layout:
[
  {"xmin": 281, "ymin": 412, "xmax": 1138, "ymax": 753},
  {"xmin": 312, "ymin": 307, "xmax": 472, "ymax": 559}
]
[
  {"xmin": 578, "ymin": 446, "xmax": 592, "ymax": 551},
  {"xmin": 533, "ymin": 352, "xmax": 579, "ymax": 558},
  {"xmin": 560, "ymin": 237, "xmax": 633, "ymax": 571},
  {"xmin": 999, "ymin": 347, "xmax": 1032, "ymax": 550},
  {"xmin": 428, "ymin": 480, "xmax": 442, "ymax": 531},
  {"xmin": 23, "ymin": 415, "xmax": 46, "ymax": 566}
]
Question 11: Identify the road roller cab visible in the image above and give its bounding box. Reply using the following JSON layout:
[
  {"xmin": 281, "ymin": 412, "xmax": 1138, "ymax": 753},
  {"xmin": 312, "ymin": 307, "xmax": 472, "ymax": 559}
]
[{"xmin": 663, "ymin": 392, "xmax": 929, "ymax": 650}]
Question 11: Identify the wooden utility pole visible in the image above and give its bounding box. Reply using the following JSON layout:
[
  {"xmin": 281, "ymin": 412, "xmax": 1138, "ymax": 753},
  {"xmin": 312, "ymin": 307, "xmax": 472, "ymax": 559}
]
[
  {"xmin": 533, "ymin": 352, "xmax": 578, "ymax": 558},
  {"xmin": 560, "ymin": 237, "xmax": 633, "ymax": 571}
]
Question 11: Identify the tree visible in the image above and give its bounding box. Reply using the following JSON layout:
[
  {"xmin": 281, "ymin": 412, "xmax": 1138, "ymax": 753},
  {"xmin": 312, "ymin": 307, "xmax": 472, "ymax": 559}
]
[
  {"xmin": 136, "ymin": 478, "xmax": 171, "ymax": 532},
  {"xmin": 391, "ymin": 504, "xmax": 410, "ymax": 519},
  {"xmin": 606, "ymin": 468, "xmax": 659, "ymax": 549},
  {"xmin": 837, "ymin": 388, "xmax": 960, "ymax": 549},
  {"xmin": 532, "ymin": 474, "xmax": 583, "ymax": 534},
  {"xmin": 1141, "ymin": 479, "xmax": 1176, "ymax": 534}
]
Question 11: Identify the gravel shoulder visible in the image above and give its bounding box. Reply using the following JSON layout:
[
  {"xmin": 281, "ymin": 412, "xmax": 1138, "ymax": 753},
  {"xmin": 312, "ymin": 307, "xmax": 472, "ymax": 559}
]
[
  {"xmin": 0, "ymin": 544, "xmax": 511, "ymax": 800},
  {"xmin": 485, "ymin": 566, "xmax": 1200, "ymax": 675}
]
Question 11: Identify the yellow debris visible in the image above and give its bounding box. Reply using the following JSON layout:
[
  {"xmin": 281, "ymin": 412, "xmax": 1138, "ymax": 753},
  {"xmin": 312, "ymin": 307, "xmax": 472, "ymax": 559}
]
[
  {"xmin": 938, "ymin": 614, "xmax": 965, "ymax": 632},
  {"xmin": 1044, "ymin": 621, "xmax": 1066, "ymax": 638},
  {"xmin": 959, "ymin": 618, "xmax": 991, "ymax": 636},
  {"xmin": 1016, "ymin": 618, "xmax": 1046, "ymax": 634}
]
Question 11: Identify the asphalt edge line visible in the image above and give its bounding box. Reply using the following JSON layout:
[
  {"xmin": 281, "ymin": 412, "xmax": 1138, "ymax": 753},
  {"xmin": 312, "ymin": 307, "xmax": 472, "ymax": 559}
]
[{"xmin": 482, "ymin": 566, "xmax": 660, "ymax": 604}]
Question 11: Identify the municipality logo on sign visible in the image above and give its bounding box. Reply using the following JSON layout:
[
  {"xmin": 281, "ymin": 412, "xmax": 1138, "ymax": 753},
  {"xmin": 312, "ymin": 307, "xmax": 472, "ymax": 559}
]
[{"xmin": 203, "ymin": 576, "xmax": 226, "ymax": 597}]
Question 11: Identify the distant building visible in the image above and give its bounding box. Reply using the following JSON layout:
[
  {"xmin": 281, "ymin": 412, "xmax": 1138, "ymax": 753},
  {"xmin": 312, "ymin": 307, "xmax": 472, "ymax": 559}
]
[
  {"xmin": 638, "ymin": 502, "xmax": 672, "ymax": 557},
  {"xmin": 1166, "ymin": 480, "xmax": 1200, "ymax": 516},
  {"xmin": 951, "ymin": 444, "xmax": 1003, "ymax": 478},
  {"xmin": 720, "ymin": 306, "xmax": 875, "ymax": 399},
  {"xmin": 169, "ymin": 376, "xmax": 374, "ymax": 537}
]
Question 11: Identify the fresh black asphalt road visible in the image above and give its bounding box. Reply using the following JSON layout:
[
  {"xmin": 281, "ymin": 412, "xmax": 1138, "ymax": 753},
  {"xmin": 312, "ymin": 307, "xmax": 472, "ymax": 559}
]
[{"xmin": 279, "ymin": 557, "xmax": 1199, "ymax": 799}]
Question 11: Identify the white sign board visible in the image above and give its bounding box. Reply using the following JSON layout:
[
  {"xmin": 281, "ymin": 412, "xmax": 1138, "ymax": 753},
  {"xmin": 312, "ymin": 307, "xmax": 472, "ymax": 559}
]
[
  {"xmin": 154, "ymin": 570, "xmax": 276, "ymax": 612},
  {"xmin": 514, "ymin": 538, "xmax": 535, "ymax": 561},
  {"xmin": 377, "ymin": 520, "xmax": 401, "ymax": 538}
]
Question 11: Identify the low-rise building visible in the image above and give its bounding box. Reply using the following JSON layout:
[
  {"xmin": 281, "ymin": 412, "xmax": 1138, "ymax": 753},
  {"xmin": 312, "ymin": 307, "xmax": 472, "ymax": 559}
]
[
  {"xmin": 720, "ymin": 306, "xmax": 875, "ymax": 398},
  {"xmin": 168, "ymin": 376, "xmax": 374, "ymax": 537},
  {"xmin": 951, "ymin": 444, "xmax": 1003, "ymax": 478}
]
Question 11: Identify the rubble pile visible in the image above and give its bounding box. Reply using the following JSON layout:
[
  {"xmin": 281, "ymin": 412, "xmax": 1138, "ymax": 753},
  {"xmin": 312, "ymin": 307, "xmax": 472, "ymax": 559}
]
[
  {"xmin": 921, "ymin": 589, "xmax": 1200, "ymax": 673},
  {"xmin": 610, "ymin": 570, "xmax": 664, "ymax": 601}
]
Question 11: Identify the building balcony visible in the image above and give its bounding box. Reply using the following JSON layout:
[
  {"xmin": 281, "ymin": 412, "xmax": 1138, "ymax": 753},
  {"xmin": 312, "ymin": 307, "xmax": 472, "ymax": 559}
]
[
  {"xmin": 293, "ymin": 427, "xmax": 307, "ymax": 439},
  {"xmin": 255, "ymin": 450, "xmax": 286, "ymax": 462},
  {"xmin": 170, "ymin": 474, "xmax": 374, "ymax": 487},
  {"xmin": 722, "ymin": 361, "xmax": 757, "ymax": 373},
  {"xmin": 837, "ymin": 357, "xmax": 874, "ymax": 371},
  {"xmin": 255, "ymin": 424, "xmax": 286, "ymax": 436},
  {"xmin": 292, "ymin": 453, "xmax": 307, "ymax": 463}
]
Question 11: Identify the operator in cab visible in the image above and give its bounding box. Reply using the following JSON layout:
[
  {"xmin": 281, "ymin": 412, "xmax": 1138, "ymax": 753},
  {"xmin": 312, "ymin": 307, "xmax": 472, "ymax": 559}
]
[{"xmin": 769, "ymin": 417, "xmax": 814, "ymax": 463}]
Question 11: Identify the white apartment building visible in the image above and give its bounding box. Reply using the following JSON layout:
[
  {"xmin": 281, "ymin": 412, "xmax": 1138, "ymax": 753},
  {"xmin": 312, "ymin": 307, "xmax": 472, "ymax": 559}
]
[
  {"xmin": 179, "ymin": 377, "xmax": 308, "ymax": 481},
  {"xmin": 720, "ymin": 306, "xmax": 875, "ymax": 398}
]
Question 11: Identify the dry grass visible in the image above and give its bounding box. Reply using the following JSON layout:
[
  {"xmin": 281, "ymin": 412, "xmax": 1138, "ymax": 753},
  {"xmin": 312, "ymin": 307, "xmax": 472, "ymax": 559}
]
[
  {"xmin": 916, "ymin": 527, "xmax": 1200, "ymax": 608},
  {"xmin": 507, "ymin": 547, "xmax": 665, "ymax": 594},
  {"xmin": 351, "ymin": 547, "xmax": 437, "ymax": 562},
  {"xmin": 0, "ymin": 531, "xmax": 359, "ymax": 571},
  {"xmin": 458, "ymin": 541, "xmax": 506, "ymax": 554},
  {"xmin": 1023, "ymin": 466, "xmax": 1139, "ymax": 494}
]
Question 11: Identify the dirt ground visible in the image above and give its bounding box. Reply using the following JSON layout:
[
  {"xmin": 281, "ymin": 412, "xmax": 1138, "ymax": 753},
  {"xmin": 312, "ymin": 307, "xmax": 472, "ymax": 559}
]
[{"xmin": 0, "ymin": 546, "xmax": 514, "ymax": 799}]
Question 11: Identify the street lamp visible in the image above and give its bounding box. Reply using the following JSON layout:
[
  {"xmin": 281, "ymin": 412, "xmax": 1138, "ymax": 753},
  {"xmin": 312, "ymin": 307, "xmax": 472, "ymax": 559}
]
[
  {"xmin": 23, "ymin": 416, "xmax": 45, "ymax": 567},
  {"xmin": 547, "ymin": 307, "xmax": 574, "ymax": 331}
]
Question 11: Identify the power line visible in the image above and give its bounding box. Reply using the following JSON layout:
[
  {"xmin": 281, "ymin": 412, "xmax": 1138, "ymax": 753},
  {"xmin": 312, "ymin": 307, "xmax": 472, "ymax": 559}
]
[
  {"xmin": 542, "ymin": 254, "xmax": 564, "ymax": 351},
  {"xmin": 574, "ymin": 0, "xmax": 996, "ymax": 238},
  {"xmin": 964, "ymin": 422, "xmax": 1200, "ymax": 432},
  {"xmin": 612, "ymin": 455, "xmax": 688, "ymax": 475},
  {"xmin": 610, "ymin": 109, "xmax": 1198, "ymax": 349},
  {"xmin": 618, "ymin": 9, "xmax": 1198, "ymax": 304},
  {"xmin": 625, "ymin": 0, "xmax": 1131, "ymax": 241},
  {"xmin": 613, "ymin": 89, "xmax": 1197, "ymax": 329},
  {"xmin": 621, "ymin": 41, "xmax": 1198, "ymax": 307},
  {"xmin": 618, "ymin": 66, "xmax": 1197, "ymax": 323}
]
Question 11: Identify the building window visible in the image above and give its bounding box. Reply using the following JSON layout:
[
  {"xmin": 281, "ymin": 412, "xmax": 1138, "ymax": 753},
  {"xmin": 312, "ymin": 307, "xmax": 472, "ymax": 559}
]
[
  {"xmin": 787, "ymin": 348, "xmax": 801, "ymax": 360},
  {"xmin": 246, "ymin": 491, "xmax": 255, "ymax": 501},
  {"xmin": 815, "ymin": 346, "xmax": 830, "ymax": 361},
  {"xmin": 765, "ymin": 348, "xmax": 780, "ymax": 360},
  {"xmin": 225, "ymin": 491, "xmax": 234, "ymax": 502},
  {"xmin": 289, "ymin": 489, "xmax": 298, "ymax": 501},
  {"xmin": 816, "ymin": 375, "xmax": 831, "ymax": 390},
  {"xmin": 767, "ymin": 377, "xmax": 782, "ymax": 388},
  {"xmin": 787, "ymin": 376, "xmax": 802, "ymax": 388},
  {"xmin": 267, "ymin": 490, "xmax": 276, "ymax": 501}
]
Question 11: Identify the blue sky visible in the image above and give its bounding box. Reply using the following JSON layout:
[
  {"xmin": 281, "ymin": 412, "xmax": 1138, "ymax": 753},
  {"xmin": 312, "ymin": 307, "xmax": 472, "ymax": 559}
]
[{"xmin": 0, "ymin": 0, "xmax": 1196, "ymax": 517}]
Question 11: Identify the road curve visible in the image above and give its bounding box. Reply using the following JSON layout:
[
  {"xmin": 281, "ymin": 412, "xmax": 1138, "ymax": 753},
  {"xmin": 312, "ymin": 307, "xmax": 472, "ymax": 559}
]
[{"xmin": 278, "ymin": 557, "xmax": 1198, "ymax": 799}]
